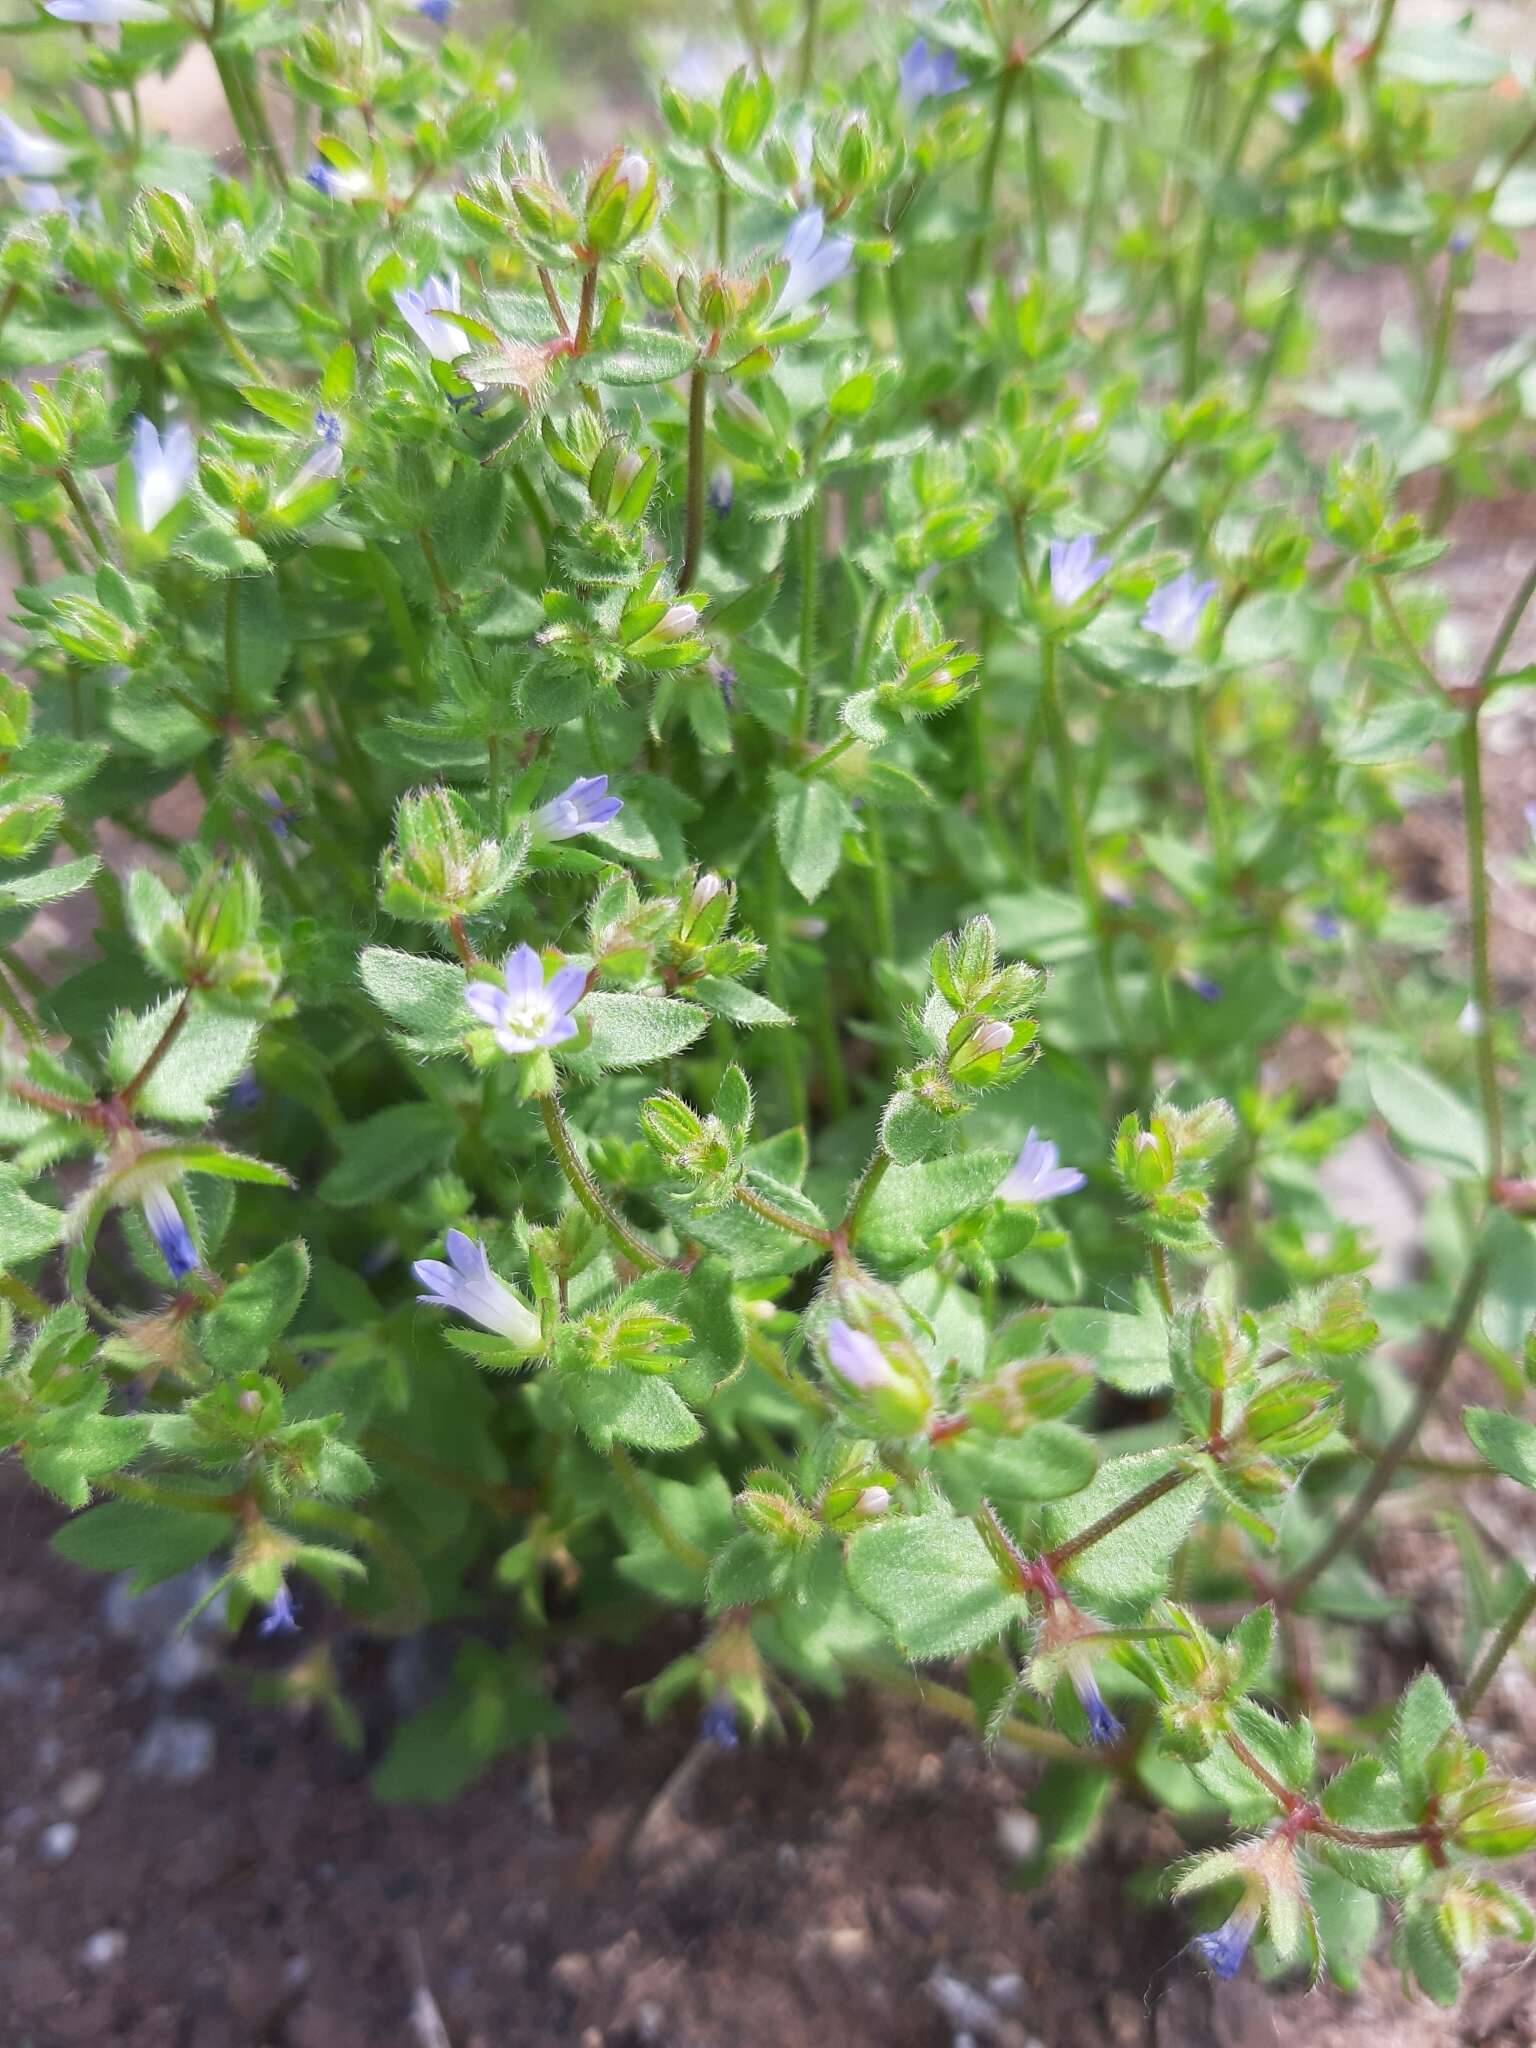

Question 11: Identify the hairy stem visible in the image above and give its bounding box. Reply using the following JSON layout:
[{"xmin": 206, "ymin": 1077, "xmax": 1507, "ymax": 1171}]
[
  {"xmin": 539, "ymin": 1092, "xmax": 668, "ymax": 1272},
  {"xmin": 1461, "ymin": 1572, "xmax": 1536, "ymax": 1715}
]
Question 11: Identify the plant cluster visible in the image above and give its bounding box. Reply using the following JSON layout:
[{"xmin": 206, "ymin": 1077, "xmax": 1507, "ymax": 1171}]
[{"xmin": 4, "ymin": 0, "xmax": 1536, "ymax": 2001}]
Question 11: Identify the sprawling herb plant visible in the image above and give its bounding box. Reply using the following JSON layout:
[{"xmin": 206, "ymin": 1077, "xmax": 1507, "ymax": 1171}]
[{"xmin": 5, "ymin": 0, "xmax": 1536, "ymax": 2001}]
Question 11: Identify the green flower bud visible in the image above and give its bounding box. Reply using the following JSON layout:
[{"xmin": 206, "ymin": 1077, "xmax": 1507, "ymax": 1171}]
[
  {"xmin": 1238, "ymin": 1371, "xmax": 1341, "ymax": 1457},
  {"xmin": 0, "ymin": 794, "xmax": 61, "ymax": 859},
  {"xmin": 584, "ymin": 148, "xmax": 661, "ymax": 256},
  {"xmin": 380, "ymin": 787, "xmax": 522, "ymax": 924}
]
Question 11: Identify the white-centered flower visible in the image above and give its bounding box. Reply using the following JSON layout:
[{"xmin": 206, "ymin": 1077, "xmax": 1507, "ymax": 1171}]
[
  {"xmin": 463, "ymin": 943, "xmax": 587, "ymax": 1054},
  {"xmin": 129, "ymin": 415, "xmax": 195, "ymax": 531},
  {"xmin": 413, "ymin": 1229, "xmax": 540, "ymax": 1349},
  {"xmin": 393, "ymin": 272, "xmax": 469, "ymax": 363},
  {"xmin": 997, "ymin": 1130, "xmax": 1086, "ymax": 1204},
  {"xmin": 778, "ymin": 208, "xmax": 854, "ymax": 316}
]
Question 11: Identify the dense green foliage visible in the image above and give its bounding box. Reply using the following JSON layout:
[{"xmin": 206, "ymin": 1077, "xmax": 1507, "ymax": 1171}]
[{"xmin": 4, "ymin": 0, "xmax": 1536, "ymax": 2000}]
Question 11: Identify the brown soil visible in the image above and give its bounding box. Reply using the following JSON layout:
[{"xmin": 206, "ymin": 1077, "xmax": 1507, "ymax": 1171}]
[{"xmin": 5, "ymin": 1472, "xmax": 1536, "ymax": 2048}]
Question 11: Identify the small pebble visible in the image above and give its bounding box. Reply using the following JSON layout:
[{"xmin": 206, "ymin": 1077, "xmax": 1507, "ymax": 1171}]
[
  {"xmin": 79, "ymin": 1930, "xmax": 127, "ymax": 1971},
  {"xmin": 39, "ymin": 1821, "xmax": 79, "ymax": 1864},
  {"xmin": 995, "ymin": 1808, "xmax": 1041, "ymax": 1863},
  {"xmin": 58, "ymin": 1768, "xmax": 105, "ymax": 1819},
  {"xmin": 133, "ymin": 1715, "xmax": 216, "ymax": 1786}
]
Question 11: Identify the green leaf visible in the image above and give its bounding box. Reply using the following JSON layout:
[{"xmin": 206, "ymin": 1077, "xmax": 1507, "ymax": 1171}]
[
  {"xmin": 25, "ymin": 1412, "xmax": 151, "ymax": 1507},
  {"xmin": 0, "ymin": 855, "xmax": 100, "ymax": 908},
  {"xmin": 1465, "ymin": 1405, "xmax": 1536, "ymax": 1491},
  {"xmin": 845, "ymin": 1512, "xmax": 1027, "ymax": 1661},
  {"xmin": 579, "ymin": 991, "xmax": 708, "ymax": 1070},
  {"xmin": 938, "ymin": 1421, "xmax": 1098, "ymax": 1504},
  {"xmin": 200, "ymin": 1241, "xmax": 310, "ymax": 1374},
  {"xmin": 1334, "ymin": 697, "xmax": 1461, "ymax": 765},
  {"xmin": 1365, "ymin": 1055, "xmax": 1488, "ymax": 1180},
  {"xmin": 106, "ymin": 1000, "xmax": 259, "ymax": 1125},
  {"xmin": 1041, "ymin": 1451, "xmax": 1206, "ymax": 1608},
  {"xmin": 51, "ymin": 1499, "xmax": 232, "ymax": 1589},
  {"xmin": 880, "ymin": 1092, "xmax": 948, "ymax": 1167},
  {"xmin": 559, "ymin": 1369, "xmax": 703, "ymax": 1452},
  {"xmin": 1392, "ymin": 1670, "xmax": 1457, "ymax": 1796},
  {"xmin": 0, "ymin": 1166, "xmax": 66, "ymax": 1268},
  {"xmin": 687, "ymin": 977, "xmax": 793, "ymax": 1027},
  {"xmin": 1050, "ymin": 1306, "xmax": 1170, "ymax": 1395},
  {"xmin": 773, "ymin": 774, "xmax": 853, "ymax": 903},
  {"xmin": 707, "ymin": 1529, "xmax": 793, "ymax": 1611},
  {"xmin": 855, "ymin": 1150, "xmax": 1012, "ymax": 1270},
  {"xmin": 587, "ymin": 331, "xmax": 700, "ymax": 384},
  {"xmin": 1396, "ymin": 1898, "xmax": 1462, "ymax": 2007},
  {"xmin": 1309, "ymin": 1866, "xmax": 1381, "ymax": 1994},
  {"xmin": 1379, "ymin": 22, "xmax": 1506, "ymax": 88},
  {"xmin": 1480, "ymin": 1211, "xmax": 1536, "ymax": 1356},
  {"xmin": 318, "ymin": 1104, "xmax": 458, "ymax": 1207},
  {"xmin": 358, "ymin": 947, "xmax": 469, "ymax": 1055},
  {"xmin": 372, "ymin": 1645, "xmax": 563, "ymax": 1804}
]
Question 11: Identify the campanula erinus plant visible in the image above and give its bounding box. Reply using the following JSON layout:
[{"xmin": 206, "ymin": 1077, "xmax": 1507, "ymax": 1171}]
[{"xmin": 4, "ymin": 0, "xmax": 1536, "ymax": 2004}]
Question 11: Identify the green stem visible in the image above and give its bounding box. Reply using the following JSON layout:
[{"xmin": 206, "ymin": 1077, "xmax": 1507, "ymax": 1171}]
[
  {"xmin": 1417, "ymin": 255, "xmax": 1458, "ymax": 421},
  {"xmin": 1180, "ymin": 13, "xmax": 1295, "ymax": 396},
  {"xmin": 509, "ymin": 460, "xmax": 554, "ymax": 560},
  {"xmin": 734, "ymin": 1181, "xmax": 833, "ymax": 1248},
  {"xmin": 1038, "ymin": 636, "xmax": 1129, "ymax": 1040},
  {"xmin": 118, "ymin": 988, "xmax": 192, "ymax": 1109},
  {"xmin": 1461, "ymin": 1572, "xmax": 1536, "ymax": 1715},
  {"xmin": 1190, "ymin": 682, "xmax": 1229, "ymax": 869},
  {"xmin": 1149, "ymin": 1241, "xmax": 1176, "ymax": 1318},
  {"xmin": 841, "ymin": 1150, "xmax": 890, "ymax": 1244},
  {"xmin": 1104, "ymin": 449, "xmax": 1176, "ymax": 547},
  {"xmin": 607, "ymin": 1444, "xmax": 710, "ymax": 1572},
  {"xmin": 1280, "ymin": 1255, "xmax": 1487, "ymax": 1605},
  {"xmin": 1075, "ymin": 120, "xmax": 1111, "ymax": 290},
  {"xmin": 795, "ymin": 731, "xmax": 857, "ymax": 782},
  {"xmin": 1045, "ymin": 1466, "xmax": 1193, "ymax": 1572},
  {"xmin": 203, "ymin": 298, "xmax": 264, "ymax": 382},
  {"xmin": 861, "ymin": 1661, "xmax": 1091, "ymax": 1764},
  {"xmin": 1457, "ymin": 703, "xmax": 1502, "ymax": 1185},
  {"xmin": 797, "ymin": 0, "xmax": 820, "ymax": 95},
  {"xmin": 538, "ymin": 1092, "xmax": 668, "ymax": 1272},
  {"xmin": 1022, "ymin": 66, "xmax": 1049, "ymax": 272},
  {"xmin": 57, "ymin": 472, "xmax": 107, "ymax": 558},
  {"xmin": 793, "ymin": 491, "xmax": 821, "ymax": 742},
  {"xmin": 365, "ymin": 541, "xmax": 429, "ymax": 691},
  {"xmin": 967, "ymin": 59, "xmax": 1020, "ymax": 290},
  {"xmin": 678, "ymin": 365, "xmax": 708, "ymax": 595}
]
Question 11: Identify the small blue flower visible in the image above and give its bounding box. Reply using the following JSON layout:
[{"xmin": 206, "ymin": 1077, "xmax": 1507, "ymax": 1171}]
[
  {"xmin": 416, "ymin": 0, "xmax": 452, "ymax": 20},
  {"xmin": 1449, "ymin": 227, "xmax": 1474, "ymax": 256},
  {"xmin": 1182, "ymin": 971, "xmax": 1223, "ymax": 1004},
  {"xmin": 228, "ymin": 1071, "xmax": 264, "ymax": 1114},
  {"xmin": 700, "ymin": 1696, "xmax": 739, "ymax": 1749},
  {"xmin": 1141, "ymin": 570, "xmax": 1217, "ymax": 653},
  {"xmin": 258, "ymin": 1583, "xmax": 298, "ymax": 1637},
  {"xmin": 305, "ymin": 161, "xmax": 339, "ymax": 198},
  {"xmin": 1311, "ymin": 910, "xmax": 1342, "ymax": 941},
  {"xmin": 261, "ymin": 789, "xmax": 301, "ymax": 839},
  {"xmin": 777, "ymin": 209, "xmax": 854, "ymax": 317},
  {"xmin": 1047, "ymin": 534, "xmax": 1110, "ymax": 608},
  {"xmin": 1192, "ymin": 1910, "xmax": 1255, "ymax": 1981},
  {"xmin": 531, "ymin": 774, "xmax": 622, "ymax": 843},
  {"xmin": 899, "ymin": 37, "xmax": 961, "ymax": 113},
  {"xmin": 1077, "ymin": 1681, "xmax": 1123, "ymax": 1746},
  {"xmin": 709, "ymin": 657, "xmax": 737, "ymax": 709},
  {"xmin": 142, "ymin": 1184, "xmax": 197, "ymax": 1282},
  {"xmin": 708, "ymin": 467, "xmax": 734, "ymax": 518},
  {"xmin": 997, "ymin": 1129, "xmax": 1086, "ymax": 1204},
  {"xmin": 463, "ymin": 944, "xmax": 587, "ymax": 1055}
]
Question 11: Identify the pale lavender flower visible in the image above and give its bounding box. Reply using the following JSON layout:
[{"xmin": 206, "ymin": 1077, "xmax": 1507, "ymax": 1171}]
[
  {"xmin": 1183, "ymin": 971, "xmax": 1222, "ymax": 1004},
  {"xmin": 258, "ymin": 1583, "xmax": 298, "ymax": 1636},
  {"xmin": 1141, "ymin": 570, "xmax": 1217, "ymax": 653},
  {"xmin": 142, "ymin": 1184, "xmax": 197, "ymax": 1282},
  {"xmin": 129, "ymin": 415, "xmax": 195, "ymax": 531},
  {"xmin": 305, "ymin": 161, "xmax": 340, "ymax": 197},
  {"xmin": 45, "ymin": 0, "xmax": 167, "ymax": 20},
  {"xmin": 854, "ymin": 1485, "xmax": 891, "ymax": 1517},
  {"xmin": 394, "ymin": 272, "xmax": 468, "ymax": 363},
  {"xmin": 0, "ymin": 112, "xmax": 69, "ymax": 180},
  {"xmin": 778, "ymin": 208, "xmax": 854, "ymax": 316},
  {"xmin": 281, "ymin": 410, "xmax": 343, "ymax": 500},
  {"xmin": 899, "ymin": 37, "xmax": 961, "ymax": 112},
  {"xmin": 1458, "ymin": 998, "xmax": 1483, "ymax": 1037},
  {"xmin": 464, "ymin": 943, "xmax": 586, "ymax": 1054},
  {"xmin": 708, "ymin": 467, "xmax": 734, "ymax": 517},
  {"xmin": 1047, "ymin": 534, "xmax": 1110, "ymax": 608},
  {"xmin": 1269, "ymin": 87, "xmax": 1310, "ymax": 125},
  {"xmin": 997, "ymin": 1130, "xmax": 1086, "ymax": 1204},
  {"xmin": 1524, "ymin": 801, "xmax": 1536, "ymax": 844},
  {"xmin": 531, "ymin": 774, "xmax": 622, "ymax": 842},
  {"xmin": 417, "ymin": 0, "xmax": 452, "ymax": 21},
  {"xmin": 1311, "ymin": 910, "xmax": 1342, "ymax": 941},
  {"xmin": 413, "ymin": 1228, "xmax": 541, "ymax": 1348},
  {"xmin": 825, "ymin": 1320, "xmax": 897, "ymax": 1391}
]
